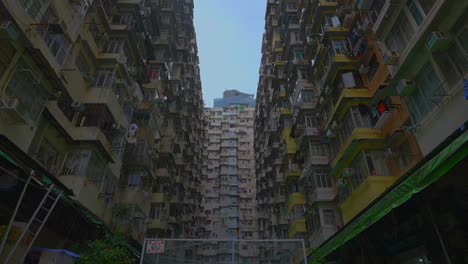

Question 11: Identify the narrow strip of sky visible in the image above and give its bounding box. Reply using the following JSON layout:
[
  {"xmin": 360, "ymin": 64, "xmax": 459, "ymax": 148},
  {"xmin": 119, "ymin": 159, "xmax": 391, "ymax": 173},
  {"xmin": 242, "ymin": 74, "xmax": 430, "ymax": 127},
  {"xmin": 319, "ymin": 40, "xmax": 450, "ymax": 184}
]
[{"xmin": 194, "ymin": 0, "xmax": 265, "ymax": 107}]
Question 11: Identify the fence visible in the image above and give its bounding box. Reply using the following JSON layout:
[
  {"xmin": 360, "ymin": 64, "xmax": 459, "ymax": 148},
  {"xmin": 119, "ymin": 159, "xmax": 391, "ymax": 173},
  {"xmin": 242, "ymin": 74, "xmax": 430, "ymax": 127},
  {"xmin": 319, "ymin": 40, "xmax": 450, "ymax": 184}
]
[{"xmin": 140, "ymin": 238, "xmax": 307, "ymax": 264}]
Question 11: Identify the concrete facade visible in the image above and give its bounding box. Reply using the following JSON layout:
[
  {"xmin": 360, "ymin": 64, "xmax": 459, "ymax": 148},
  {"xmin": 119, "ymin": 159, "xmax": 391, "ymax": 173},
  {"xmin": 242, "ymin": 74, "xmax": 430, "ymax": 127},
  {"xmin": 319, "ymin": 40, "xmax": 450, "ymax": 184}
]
[
  {"xmin": 198, "ymin": 92, "xmax": 258, "ymax": 262},
  {"xmin": 255, "ymin": 0, "xmax": 467, "ymax": 259},
  {"xmin": 0, "ymin": 0, "xmax": 205, "ymax": 261}
]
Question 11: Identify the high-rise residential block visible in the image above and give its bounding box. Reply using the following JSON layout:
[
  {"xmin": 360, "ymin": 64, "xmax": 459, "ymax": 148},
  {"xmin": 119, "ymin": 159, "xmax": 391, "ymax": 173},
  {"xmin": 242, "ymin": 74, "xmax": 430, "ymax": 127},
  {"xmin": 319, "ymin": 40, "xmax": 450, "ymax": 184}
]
[
  {"xmin": 198, "ymin": 92, "xmax": 257, "ymax": 262},
  {"xmin": 255, "ymin": 0, "xmax": 467, "ymax": 262},
  {"xmin": 0, "ymin": 0, "xmax": 204, "ymax": 262}
]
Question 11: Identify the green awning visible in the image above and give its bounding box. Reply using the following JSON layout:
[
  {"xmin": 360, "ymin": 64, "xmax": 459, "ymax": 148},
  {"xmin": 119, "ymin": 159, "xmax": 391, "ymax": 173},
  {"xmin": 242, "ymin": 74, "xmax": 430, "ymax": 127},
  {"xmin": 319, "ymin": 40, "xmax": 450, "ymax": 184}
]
[
  {"xmin": 0, "ymin": 135, "xmax": 102, "ymax": 225},
  {"xmin": 310, "ymin": 130, "xmax": 468, "ymax": 263},
  {"xmin": 0, "ymin": 149, "xmax": 17, "ymax": 166}
]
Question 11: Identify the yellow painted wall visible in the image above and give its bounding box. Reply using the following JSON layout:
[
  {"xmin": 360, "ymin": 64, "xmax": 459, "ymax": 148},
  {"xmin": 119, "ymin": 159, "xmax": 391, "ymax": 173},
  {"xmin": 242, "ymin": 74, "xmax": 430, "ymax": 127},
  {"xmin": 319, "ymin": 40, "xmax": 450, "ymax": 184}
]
[
  {"xmin": 282, "ymin": 127, "xmax": 297, "ymax": 154},
  {"xmin": 340, "ymin": 175, "xmax": 396, "ymax": 223},
  {"xmin": 288, "ymin": 192, "xmax": 305, "ymax": 212},
  {"xmin": 288, "ymin": 218, "xmax": 306, "ymax": 238}
]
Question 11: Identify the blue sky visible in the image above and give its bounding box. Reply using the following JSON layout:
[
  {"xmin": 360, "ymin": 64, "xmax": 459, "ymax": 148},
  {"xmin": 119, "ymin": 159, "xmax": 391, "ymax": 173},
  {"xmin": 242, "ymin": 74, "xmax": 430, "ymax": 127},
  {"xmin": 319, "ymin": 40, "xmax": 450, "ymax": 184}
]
[{"xmin": 194, "ymin": 0, "xmax": 266, "ymax": 107}]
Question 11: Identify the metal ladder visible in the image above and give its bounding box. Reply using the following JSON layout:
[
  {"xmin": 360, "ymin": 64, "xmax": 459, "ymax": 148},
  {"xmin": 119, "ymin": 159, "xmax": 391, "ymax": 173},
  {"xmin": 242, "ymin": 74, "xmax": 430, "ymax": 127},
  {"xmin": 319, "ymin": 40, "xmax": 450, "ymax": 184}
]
[{"xmin": 2, "ymin": 182, "xmax": 63, "ymax": 264}]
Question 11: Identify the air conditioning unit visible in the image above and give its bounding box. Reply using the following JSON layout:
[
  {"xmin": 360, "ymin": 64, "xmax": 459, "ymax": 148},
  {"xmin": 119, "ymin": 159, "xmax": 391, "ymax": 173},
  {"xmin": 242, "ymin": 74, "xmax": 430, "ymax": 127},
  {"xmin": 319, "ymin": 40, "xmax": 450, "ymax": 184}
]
[
  {"xmin": 425, "ymin": 31, "xmax": 451, "ymax": 52},
  {"xmin": 383, "ymin": 50, "xmax": 400, "ymax": 65},
  {"xmin": 396, "ymin": 79, "xmax": 416, "ymax": 96},
  {"xmin": 0, "ymin": 21, "xmax": 19, "ymax": 40}
]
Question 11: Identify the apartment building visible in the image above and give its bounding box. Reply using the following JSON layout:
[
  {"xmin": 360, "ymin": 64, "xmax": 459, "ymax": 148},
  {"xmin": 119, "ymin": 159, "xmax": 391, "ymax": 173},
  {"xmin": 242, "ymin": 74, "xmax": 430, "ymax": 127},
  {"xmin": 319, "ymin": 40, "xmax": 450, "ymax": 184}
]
[
  {"xmin": 214, "ymin": 89, "xmax": 256, "ymax": 108},
  {"xmin": 0, "ymin": 0, "xmax": 204, "ymax": 262},
  {"xmin": 256, "ymin": 0, "xmax": 467, "ymax": 262},
  {"xmin": 199, "ymin": 92, "xmax": 257, "ymax": 262},
  {"xmin": 143, "ymin": 0, "xmax": 205, "ymax": 241}
]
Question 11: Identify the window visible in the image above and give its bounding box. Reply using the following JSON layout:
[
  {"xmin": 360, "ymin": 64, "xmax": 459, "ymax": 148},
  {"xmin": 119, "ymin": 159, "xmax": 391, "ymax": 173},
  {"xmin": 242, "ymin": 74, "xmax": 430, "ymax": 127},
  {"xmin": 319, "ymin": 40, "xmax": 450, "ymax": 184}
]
[
  {"xmin": 406, "ymin": 0, "xmax": 424, "ymax": 25},
  {"xmin": 359, "ymin": 150, "xmax": 390, "ymax": 177},
  {"xmin": 293, "ymin": 206, "xmax": 304, "ymax": 218},
  {"xmin": 309, "ymin": 143, "xmax": 326, "ymax": 156},
  {"xmin": 304, "ymin": 114, "xmax": 318, "ymax": 128},
  {"xmin": 300, "ymin": 69, "xmax": 307, "ymax": 80},
  {"xmin": 292, "ymin": 31, "xmax": 300, "ymax": 42},
  {"xmin": 323, "ymin": 209, "xmax": 335, "ymax": 225},
  {"xmin": 161, "ymin": 15, "xmax": 171, "ymax": 24},
  {"xmin": 433, "ymin": 23, "xmax": 468, "ymax": 88},
  {"xmin": 307, "ymin": 208, "xmax": 321, "ymax": 234},
  {"xmin": 396, "ymin": 140, "xmax": 413, "ymax": 169},
  {"xmin": 161, "ymin": 0, "xmax": 172, "ymax": 9},
  {"xmin": 19, "ymin": 0, "xmax": 42, "ymax": 21},
  {"xmin": 314, "ymin": 170, "xmax": 331, "ymax": 188},
  {"xmin": 95, "ymin": 70, "xmax": 114, "ymax": 87},
  {"xmin": 127, "ymin": 171, "xmax": 143, "ymax": 188},
  {"xmin": 287, "ymin": 2, "xmax": 297, "ymax": 9},
  {"xmin": 35, "ymin": 140, "xmax": 59, "ymax": 172},
  {"xmin": 150, "ymin": 204, "xmax": 163, "ymax": 219},
  {"xmin": 366, "ymin": 54, "xmax": 379, "ymax": 80},
  {"xmin": 284, "ymin": 118, "xmax": 292, "ymax": 127},
  {"xmin": 75, "ymin": 54, "xmax": 89, "ymax": 75},
  {"xmin": 406, "ymin": 0, "xmax": 436, "ymax": 25},
  {"xmin": 301, "ymin": 90, "xmax": 315, "ymax": 104},
  {"xmin": 385, "ymin": 13, "xmax": 414, "ymax": 54},
  {"xmin": 289, "ymin": 16, "xmax": 300, "ymax": 25},
  {"xmin": 332, "ymin": 40, "xmax": 348, "ymax": 55},
  {"xmin": 41, "ymin": 32, "xmax": 71, "ymax": 65},
  {"xmin": 105, "ymin": 38, "xmax": 124, "ymax": 53},
  {"xmin": 405, "ymin": 62, "xmax": 441, "ymax": 124},
  {"xmin": 112, "ymin": 14, "xmax": 132, "ymax": 25},
  {"xmin": 294, "ymin": 50, "xmax": 304, "ymax": 61},
  {"xmin": 101, "ymin": 172, "xmax": 116, "ymax": 201},
  {"xmin": 4, "ymin": 60, "xmax": 47, "ymax": 122}
]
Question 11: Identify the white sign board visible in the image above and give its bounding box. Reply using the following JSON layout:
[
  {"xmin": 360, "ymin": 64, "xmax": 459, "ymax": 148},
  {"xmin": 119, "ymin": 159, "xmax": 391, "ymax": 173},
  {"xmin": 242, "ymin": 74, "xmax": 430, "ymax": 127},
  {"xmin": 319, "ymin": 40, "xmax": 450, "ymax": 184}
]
[{"xmin": 146, "ymin": 240, "xmax": 165, "ymax": 254}]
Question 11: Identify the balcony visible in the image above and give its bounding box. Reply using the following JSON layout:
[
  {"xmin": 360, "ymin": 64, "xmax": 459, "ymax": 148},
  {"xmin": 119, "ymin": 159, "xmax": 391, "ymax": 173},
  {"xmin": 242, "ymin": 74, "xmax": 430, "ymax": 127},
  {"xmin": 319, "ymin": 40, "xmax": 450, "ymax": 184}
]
[
  {"xmin": 0, "ymin": 64, "xmax": 47, "ymax": 125},
  {"xmin": 123, "ymin": 139, "xmax": 155, "ymax": 171},
  {"xmin": 152, "ymin": 192, "xmax": 166, "ymax": 203},
  {"xmin": 81, "ymin": 79, "xmax": 129, "ymax": 127},
  {"xmin": 45, "ymin": 102, "xmax": 114, "ymax": 159},
  {"xmin": 159, "ymin": 138, "xmax": 174, "ymax": 155},
  {"xmin": 281, "ymin": 127, "xmax": 297, "ymax": 156},
  {"xmin": 317, "ymin": 51, "xmax": 360, "ymax": 92},
  {"xmin": 287, "ymin": 169, "xmax": 301, "ymax": 179},
  {"xmin": 305, "ymin": 0, "xmax": 339, "ymax": 35},
  {"xmin": 322, "ymin": 89, "xmax": 371, "ymax": 130},
  {"xmin": 307, "ymin": 219, "xmax": 339, "ymax": 248},
  {"xmin": 156, "ymin": 168, "xmax": 171, "ymax": 178},
  {"xmin": 109, "ymin": 13, "xmax": 136, "ymax": 32},
  {"xmin": 329, "ymin": 107, "xmax": 385, "ymax": 176},
  {"xmin": 287, "ymin": 193, "xmax": 305, "ymax": 212},
  {"xmin": 275, "ymin": 193, "xmax": 287, "ymax": 203},
  {"xmin": 119, "ymin": 172, "xmax": 152, "ymax": 211},
  {"xmin": 288, "ymin": 218, "xmax": 306, "ymax": 239},
  {"xmin": 340, "ymin": 173, "xmax": 396, "ymax": 223},
  {"xmin": 59, "ymin": 149, "xmax": 106, "ymax": 190},
  {"xmin": 147, "ymin": 219, "xmax": 167, "ymax": 230},
  {"xmin": 319, "ymin": 15, "xmax": 351, "ymax": 41}
]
